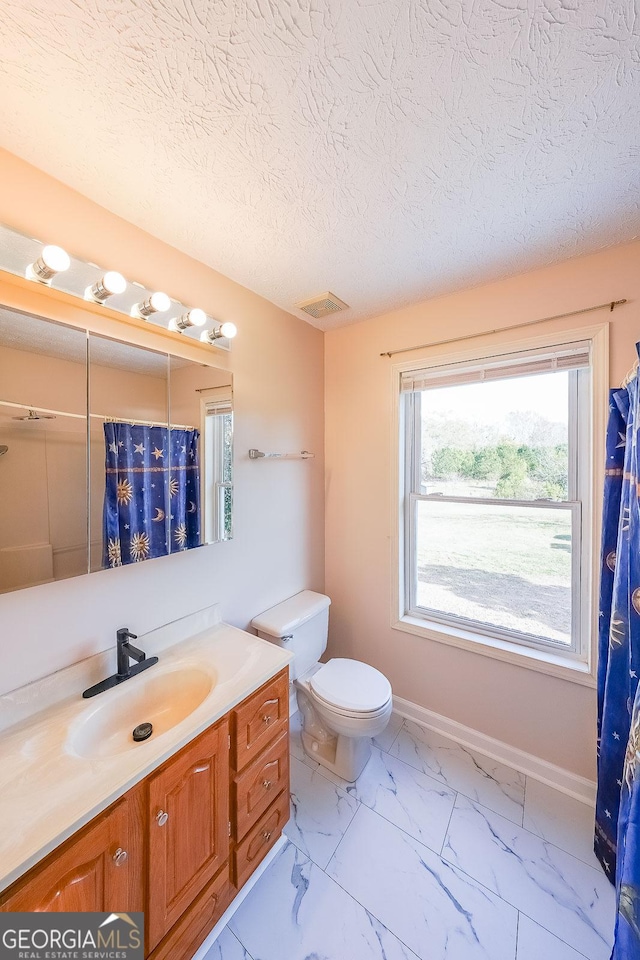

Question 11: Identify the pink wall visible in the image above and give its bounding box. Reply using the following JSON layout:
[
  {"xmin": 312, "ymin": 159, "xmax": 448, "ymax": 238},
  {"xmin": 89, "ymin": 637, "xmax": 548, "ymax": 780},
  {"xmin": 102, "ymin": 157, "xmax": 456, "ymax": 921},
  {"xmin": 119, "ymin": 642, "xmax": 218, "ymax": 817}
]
[
  {"xmin": 0, "ymin": 148, "xmax": 324, "ymax": 696},
  {"xmin": 325, "ymin": 240, "xmax": 640, "ymax": 779}
]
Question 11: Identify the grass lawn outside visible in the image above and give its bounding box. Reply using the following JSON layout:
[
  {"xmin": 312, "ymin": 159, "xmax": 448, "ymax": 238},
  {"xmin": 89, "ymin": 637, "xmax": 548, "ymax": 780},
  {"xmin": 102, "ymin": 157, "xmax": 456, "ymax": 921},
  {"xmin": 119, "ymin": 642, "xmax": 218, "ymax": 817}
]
[{"xmin": 415, "ymin": 500, "xmax": 572, "ymax": 644}]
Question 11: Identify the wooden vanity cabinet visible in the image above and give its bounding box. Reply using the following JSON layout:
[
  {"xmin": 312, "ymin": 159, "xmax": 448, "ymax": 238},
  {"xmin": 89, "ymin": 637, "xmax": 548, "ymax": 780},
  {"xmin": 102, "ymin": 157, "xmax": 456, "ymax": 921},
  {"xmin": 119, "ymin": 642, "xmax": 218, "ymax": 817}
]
[{"xmin": 0, "ymin": 667, "xmax": 290, "ymax": 960}]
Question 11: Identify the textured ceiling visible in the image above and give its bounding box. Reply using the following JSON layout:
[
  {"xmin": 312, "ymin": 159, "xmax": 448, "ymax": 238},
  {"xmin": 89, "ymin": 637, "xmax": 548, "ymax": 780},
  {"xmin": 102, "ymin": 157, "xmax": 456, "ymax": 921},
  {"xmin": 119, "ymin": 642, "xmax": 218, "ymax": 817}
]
[{"xmin": 0, "ymin": 1, "xmax": 639, "ymax": 329}]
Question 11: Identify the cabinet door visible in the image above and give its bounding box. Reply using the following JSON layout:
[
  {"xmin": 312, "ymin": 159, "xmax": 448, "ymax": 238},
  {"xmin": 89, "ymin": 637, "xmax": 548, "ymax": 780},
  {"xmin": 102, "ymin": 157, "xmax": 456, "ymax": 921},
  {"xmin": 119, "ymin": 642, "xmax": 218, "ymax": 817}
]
[
  {"xmin": 147, "ymin": 719, "xmax": 229, "ymax": 951},
  {"xmin": 0, "ymin": 797, "xmax": 138, "ymax": 913}
]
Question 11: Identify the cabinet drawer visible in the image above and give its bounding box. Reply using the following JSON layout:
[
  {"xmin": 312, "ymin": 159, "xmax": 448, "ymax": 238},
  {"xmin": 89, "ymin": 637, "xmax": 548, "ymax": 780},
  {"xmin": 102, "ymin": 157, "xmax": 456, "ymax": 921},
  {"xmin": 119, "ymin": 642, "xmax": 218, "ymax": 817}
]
[
  {"xmin": 231, "ymin": 669, "xmax": 289, "ymax": 771},
  {"xmin": 233, "ymin": 729, "xmax": 289, "ymax": 842},
  {"xmin": 232, "ymin": 789, "xmax": 289, "ymax": 888},
  {"xmin": 148, "ymin": 864, "xmax": 232, "ymax": 960}
]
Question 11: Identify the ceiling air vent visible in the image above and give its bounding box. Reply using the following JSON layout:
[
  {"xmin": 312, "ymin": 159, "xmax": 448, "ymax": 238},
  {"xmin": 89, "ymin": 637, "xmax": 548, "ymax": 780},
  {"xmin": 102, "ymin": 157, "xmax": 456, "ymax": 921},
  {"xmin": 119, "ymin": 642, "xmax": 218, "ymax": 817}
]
[{"xmin": 295, "ymin": 292, "xmax": 349, "ymax": 320}]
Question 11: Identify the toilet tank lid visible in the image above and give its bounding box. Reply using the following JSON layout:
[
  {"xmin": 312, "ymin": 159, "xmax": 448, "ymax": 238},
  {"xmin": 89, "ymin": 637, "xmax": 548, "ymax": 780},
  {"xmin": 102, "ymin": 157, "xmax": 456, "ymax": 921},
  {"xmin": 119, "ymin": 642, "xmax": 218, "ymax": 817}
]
[{"xmin": 251, "ymin": 590, "xmax": 331, "ymax": 637}]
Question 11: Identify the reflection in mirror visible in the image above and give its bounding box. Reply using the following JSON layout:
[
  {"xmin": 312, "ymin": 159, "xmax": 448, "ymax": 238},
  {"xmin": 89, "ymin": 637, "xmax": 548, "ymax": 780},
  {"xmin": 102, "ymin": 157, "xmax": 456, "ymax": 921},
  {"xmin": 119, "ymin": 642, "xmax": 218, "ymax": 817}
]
[
  {"xmin": 89, "ymin": 339, "xmax": 233, "ymax": 572},
  {"xmin": 89, "ymin": 335, "xmax": 170, "ymax": 570},
  {"xmin": 169, "ymin": 357, "xmax": 233, "ymax": 546},
  {"xmin": 0, "ymin": 307, "xmax": 88, "ymax": 592}
]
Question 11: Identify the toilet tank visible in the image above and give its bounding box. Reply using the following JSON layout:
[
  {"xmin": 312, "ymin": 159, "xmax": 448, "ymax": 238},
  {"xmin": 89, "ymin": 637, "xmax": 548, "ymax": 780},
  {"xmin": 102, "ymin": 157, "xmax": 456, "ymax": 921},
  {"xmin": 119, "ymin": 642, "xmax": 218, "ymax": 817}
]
[{"xmin": 251, "ymin": 591, "xmax": 331, "ymax": 680}]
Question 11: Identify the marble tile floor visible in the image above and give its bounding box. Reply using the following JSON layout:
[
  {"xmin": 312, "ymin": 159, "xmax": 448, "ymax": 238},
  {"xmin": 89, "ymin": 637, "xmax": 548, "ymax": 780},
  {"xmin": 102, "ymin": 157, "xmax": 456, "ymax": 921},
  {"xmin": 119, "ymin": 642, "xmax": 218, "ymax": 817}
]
[{"xmin": 203, "ymin": 713, "xmax": 615, "ymax": 960}]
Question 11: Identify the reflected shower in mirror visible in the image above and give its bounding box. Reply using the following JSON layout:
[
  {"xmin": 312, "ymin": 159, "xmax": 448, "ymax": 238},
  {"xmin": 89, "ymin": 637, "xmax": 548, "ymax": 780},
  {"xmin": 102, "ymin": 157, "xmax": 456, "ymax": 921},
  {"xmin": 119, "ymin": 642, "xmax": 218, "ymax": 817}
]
[
  {"xmin": 90, "ymin": 337, "xmax": 233, "ymax": 572},
  {"xmin": 89, "ymin": 335, "xmax": 171, "ymax": 570},
  {"xmin": 0, "ymin": 307, "xmax": 88, "ymax": 592}
]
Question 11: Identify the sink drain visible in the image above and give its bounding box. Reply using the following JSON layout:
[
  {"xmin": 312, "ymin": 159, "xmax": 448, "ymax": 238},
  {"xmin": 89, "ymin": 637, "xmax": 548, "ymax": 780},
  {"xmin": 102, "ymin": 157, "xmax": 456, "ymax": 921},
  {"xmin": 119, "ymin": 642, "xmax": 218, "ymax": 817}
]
[{"xmin": 132, "ymin": 721, "xmax": 153, "ymax": 742}]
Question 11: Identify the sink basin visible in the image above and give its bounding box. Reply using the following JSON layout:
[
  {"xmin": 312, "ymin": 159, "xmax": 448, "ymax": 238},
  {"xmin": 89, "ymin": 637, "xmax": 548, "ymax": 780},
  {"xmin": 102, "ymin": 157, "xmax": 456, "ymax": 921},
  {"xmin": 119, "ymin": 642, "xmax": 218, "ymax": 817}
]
[{"xmin": 67, "ymin": 667, "xmax": 215, "ymax": 759}]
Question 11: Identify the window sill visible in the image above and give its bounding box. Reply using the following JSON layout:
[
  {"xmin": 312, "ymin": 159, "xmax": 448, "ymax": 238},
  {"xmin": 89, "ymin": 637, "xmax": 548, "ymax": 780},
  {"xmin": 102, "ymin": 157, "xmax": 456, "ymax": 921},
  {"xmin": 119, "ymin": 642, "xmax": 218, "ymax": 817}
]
[{"xmin": 393, "ymin": 614, "xmax": 596, "ymax": 687}]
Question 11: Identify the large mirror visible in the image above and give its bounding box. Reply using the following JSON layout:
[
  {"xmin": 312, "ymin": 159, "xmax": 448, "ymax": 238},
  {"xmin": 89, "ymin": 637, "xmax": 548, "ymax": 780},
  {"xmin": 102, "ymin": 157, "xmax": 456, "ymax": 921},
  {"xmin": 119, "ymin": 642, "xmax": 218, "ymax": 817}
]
[{"xmin": 0, "ymin": 306, "xmax": 233, "ymax": 593}]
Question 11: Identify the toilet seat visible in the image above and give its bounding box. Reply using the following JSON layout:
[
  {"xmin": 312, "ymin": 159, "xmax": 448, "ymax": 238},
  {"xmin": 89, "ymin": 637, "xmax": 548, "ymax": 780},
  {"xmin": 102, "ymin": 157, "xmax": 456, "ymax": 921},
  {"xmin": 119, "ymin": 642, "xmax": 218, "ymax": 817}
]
[
  {"xmin": 309, "ymin": 688, "xmax": 392, "ymax": 720},
  {"xmin": 309, "ymin": 658, "xmax": 392, "ymax": 714}
]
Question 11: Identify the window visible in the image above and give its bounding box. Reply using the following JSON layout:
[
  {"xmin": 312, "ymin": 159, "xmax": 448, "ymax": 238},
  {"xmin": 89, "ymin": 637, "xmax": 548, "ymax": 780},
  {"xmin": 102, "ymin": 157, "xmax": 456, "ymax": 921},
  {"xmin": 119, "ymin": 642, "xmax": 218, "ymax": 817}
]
[
  {"xmin": 203, "ymin": 393, "xmax": 233, "ymax": 542},
  {"xmin": 399, "ymin": 337, "xmax": 598, "ymax": 670}
]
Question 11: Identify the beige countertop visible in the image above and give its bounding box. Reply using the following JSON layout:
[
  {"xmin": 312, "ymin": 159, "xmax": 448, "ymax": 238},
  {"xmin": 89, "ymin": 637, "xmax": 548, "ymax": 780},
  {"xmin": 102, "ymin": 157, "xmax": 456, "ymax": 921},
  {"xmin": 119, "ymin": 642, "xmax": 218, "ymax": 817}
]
[{"xmin": 0, "ymin": 605, "xmax": 292, "ymax": 894}]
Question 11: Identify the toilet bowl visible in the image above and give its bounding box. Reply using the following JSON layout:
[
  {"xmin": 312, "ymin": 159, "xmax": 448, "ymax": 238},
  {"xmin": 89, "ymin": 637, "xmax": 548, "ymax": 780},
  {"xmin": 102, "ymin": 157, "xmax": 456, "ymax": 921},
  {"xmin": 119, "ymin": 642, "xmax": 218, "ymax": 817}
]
[
  {"xmin": 251, "ymin": 591, "xmax": 393, "ymax": 782},
  {"xmin": 295, "ymin": 659, "xmax": 393, "ymax": 780}
]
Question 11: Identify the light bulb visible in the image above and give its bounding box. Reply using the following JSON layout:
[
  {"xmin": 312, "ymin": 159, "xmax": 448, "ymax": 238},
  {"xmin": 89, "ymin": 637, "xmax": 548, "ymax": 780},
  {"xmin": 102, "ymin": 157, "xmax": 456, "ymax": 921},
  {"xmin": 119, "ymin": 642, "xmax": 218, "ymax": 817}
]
[
  {"xmin": 170, "ymin": 308, "xmax": 208, "ymax": 332},
  {"xmin": 27, "ymin": 245, "xmax": 71, "ymax": 282},
  {"xmin": 134, "ymin": 291, "xmax": 171, "ymax": 318},
  {"xmin": 87, "ymin": 270, "xmax": 127, "ymax": 302},
  {"xmin": 219, "ymin": 322, "xmax": 237, "ymax": 339},
  {"xmin": 201, "ymin": 322, "xmax": 238, "ymax": 344}
]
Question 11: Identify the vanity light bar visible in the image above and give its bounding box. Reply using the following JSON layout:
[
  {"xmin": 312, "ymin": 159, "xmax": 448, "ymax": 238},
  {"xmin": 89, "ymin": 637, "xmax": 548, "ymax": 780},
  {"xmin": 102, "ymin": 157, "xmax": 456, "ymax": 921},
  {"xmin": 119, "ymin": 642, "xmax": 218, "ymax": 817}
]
[
  {"xmin": 133, "ymin": 291, "xmax": 171, "ymax": 319},
  {"xmin": 169, "ymin": 308, "xmax": 207, "ymax": 332},
  {"xmin": 14, "ymin": 226, "xmax": 237, "ymax": 346},
  {"xmin": 86, "ymin": 270, "xmax": 127, "ymax": 303},
  {"xmin": 26, "ymin": 245, "xmax": 71, "ymax": 283},
  {"xmin": 201, "ymin": 322, "xmax": 237, "ymax": 344}
]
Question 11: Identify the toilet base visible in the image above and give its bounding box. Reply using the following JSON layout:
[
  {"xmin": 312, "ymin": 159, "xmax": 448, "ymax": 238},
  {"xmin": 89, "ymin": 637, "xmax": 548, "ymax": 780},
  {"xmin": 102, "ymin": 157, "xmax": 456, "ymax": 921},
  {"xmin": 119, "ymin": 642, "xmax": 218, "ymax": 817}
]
[
  {"xmin": 296, "ymin": 684, "xmax": 375, "ymax": 782},
  {"xmin": 301, "ymin": 725, "xmax": 372, "ymax": 782}
]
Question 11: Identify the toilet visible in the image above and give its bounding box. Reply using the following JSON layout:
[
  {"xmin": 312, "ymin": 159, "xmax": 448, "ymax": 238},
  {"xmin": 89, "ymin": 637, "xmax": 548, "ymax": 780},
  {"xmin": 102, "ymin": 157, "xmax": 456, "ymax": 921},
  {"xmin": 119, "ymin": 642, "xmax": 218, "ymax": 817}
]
[{"xmin": 251, "ymin": 590, "xmax": 392, "ymax": 781}]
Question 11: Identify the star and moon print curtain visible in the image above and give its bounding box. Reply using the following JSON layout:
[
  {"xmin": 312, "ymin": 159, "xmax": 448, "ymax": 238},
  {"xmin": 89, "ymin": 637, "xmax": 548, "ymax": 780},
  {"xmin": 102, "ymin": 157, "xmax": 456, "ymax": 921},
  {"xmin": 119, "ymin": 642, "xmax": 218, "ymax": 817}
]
[
  {"xmin": 596, "ymin": 359, "xmax": 640, "ymax": 959},
  {"xmin": 103, "ymin": 422, "xmax": 200, "ymax": 568}
]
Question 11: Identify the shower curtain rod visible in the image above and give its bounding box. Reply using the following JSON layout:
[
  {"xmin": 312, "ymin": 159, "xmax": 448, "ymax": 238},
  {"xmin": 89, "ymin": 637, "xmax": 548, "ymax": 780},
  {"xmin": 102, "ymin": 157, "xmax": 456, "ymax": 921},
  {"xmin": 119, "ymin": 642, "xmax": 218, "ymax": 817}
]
[
  {"xmin": 380, "ymin": 299, "xmax": 627, "ymax": 358},
  {"xmin": 0, "ymin": 400, "xmax": 194, "ymax": 430},
  {"xmin": 102, "ymin": 416, "xmax": 196, "ymax": 430}
]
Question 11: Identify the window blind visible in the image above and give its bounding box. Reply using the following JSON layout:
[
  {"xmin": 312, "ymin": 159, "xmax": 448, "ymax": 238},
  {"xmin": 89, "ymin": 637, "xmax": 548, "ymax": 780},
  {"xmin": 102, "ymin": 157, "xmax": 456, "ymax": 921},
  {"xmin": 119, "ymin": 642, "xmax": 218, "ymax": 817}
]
[
  {"xmin": 202, "ymin": 385, "xmax": 233, "ymax": 416},
  {"xmin": 400, "ymin": 342, "xmax": 590, "ymax": 393},
  {"xmin": 204, "ymin": 399, "xmax": 233, "ymax": 416}
]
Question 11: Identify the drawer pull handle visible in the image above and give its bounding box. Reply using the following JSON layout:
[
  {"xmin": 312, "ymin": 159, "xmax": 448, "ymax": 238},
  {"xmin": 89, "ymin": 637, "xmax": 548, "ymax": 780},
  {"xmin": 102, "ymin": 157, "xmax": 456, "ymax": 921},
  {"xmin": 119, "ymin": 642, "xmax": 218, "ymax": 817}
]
[
  {"xmin": 262, "ymin": 830, "xmax": 272, "ymax": 842},
  {"xmin": 263, "ymin": 779, "xmax": 273, "ymax": 790},
  {"xmin": 113, "ymin": 847, "xmax": 128, "ymax": 866},
  {"xmin": 156, "ymin": 810, "xmax": 169, "ymax": 827},
  {"xmin": 262, "ymin": 715, "xmax": 272, "ymax": 724}
]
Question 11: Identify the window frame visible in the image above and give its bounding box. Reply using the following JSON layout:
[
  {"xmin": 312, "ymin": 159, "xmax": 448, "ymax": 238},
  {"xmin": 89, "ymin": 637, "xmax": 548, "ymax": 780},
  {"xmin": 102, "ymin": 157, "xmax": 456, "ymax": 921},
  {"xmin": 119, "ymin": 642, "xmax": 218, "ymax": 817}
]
[{"xmin": 391, "ymin": 322, "xmax": 609, "ymax": 686}]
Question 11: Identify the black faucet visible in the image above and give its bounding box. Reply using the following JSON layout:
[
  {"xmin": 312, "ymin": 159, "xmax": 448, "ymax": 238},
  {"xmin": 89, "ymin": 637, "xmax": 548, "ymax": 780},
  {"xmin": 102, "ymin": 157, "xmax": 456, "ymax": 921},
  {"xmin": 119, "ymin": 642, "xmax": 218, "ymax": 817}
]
[
  {"xmin": 82, "ymin": 627, "xmax": 159, "ymax": 698},
  {"xmin": 117, "ymin": 628, "xmax": 146, "ymax": 679}
]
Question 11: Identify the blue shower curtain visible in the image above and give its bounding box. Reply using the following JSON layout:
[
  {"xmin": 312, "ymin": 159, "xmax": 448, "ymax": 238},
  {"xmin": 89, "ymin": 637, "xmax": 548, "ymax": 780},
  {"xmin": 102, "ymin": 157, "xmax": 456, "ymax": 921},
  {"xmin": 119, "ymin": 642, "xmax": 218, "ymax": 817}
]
[
  {"xmin": 596, "ymin": 349, "xmax": 640, "ymax": 958},
  {"xmin": 103, "ymin": 422, "xmax": 200, "ymax": 567},
  {"xmin": 611, "ymin": 683, "xmax": 640, "ymax": 958}
]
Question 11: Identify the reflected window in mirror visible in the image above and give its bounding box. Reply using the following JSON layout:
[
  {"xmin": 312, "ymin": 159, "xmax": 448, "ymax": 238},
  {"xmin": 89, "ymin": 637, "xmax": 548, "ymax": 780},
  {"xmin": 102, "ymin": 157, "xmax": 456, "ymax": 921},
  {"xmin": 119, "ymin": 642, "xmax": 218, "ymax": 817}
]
[
  {"xmin": 203, "ymin": 390, "xmax": 233, "ymax": 542},
  {"xmin": 0, "ymin": 307, "xmax": 88, "ymax": 592},
  {"xmin": 168, "ymin": 357, "xmax": 233, "ymax": 549}
]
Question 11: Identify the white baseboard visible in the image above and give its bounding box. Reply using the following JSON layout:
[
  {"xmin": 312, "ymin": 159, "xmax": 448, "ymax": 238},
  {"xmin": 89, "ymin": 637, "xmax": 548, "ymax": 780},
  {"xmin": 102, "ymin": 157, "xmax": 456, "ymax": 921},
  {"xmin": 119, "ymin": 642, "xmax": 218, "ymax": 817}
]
[
  {"xmin": 393, "ymin": 695, "xmax": 596, "ymax": 806},
  {"xmin": 190, "ymin": 836, "xmax": 287, "ymax": 960}
]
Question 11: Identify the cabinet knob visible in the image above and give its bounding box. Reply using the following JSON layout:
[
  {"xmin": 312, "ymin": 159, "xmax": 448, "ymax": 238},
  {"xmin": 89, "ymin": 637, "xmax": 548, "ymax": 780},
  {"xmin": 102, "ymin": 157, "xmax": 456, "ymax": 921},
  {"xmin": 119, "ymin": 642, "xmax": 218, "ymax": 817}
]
[
  {"xmin": 113, "ymin": 847, "xmax": 128, "ymax": 866},
  {"xmin": 262, "ymin": 715, "xmax": 272, "ymax": 724},
  {"xmin": 156, "ymin": 810, "xmax": 169, "ymax": 827},
  {"xmin": 263, "ymin": 779, "xmax": 273, "ymax": 790},
  {"xmin": 262, "ymin": 830, "xmax": 272, "ymax": 842}
]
